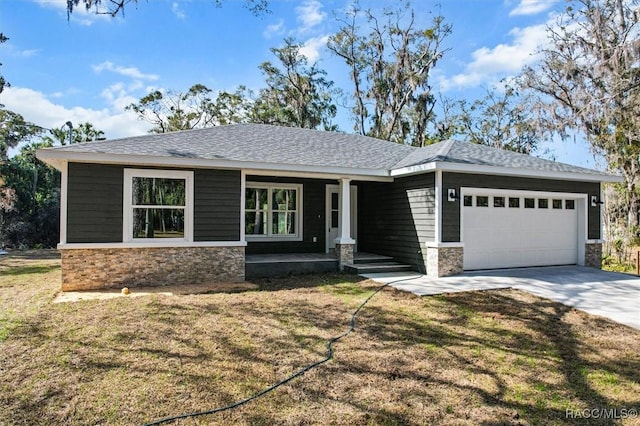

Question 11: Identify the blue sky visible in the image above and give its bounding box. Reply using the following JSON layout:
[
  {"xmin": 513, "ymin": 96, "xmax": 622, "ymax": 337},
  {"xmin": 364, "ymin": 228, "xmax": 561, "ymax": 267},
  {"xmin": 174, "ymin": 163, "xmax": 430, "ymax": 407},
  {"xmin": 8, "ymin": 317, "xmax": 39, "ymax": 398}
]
[{"xmin": 1, "ymin": 0, "xmax": 599, "ymax": 168}]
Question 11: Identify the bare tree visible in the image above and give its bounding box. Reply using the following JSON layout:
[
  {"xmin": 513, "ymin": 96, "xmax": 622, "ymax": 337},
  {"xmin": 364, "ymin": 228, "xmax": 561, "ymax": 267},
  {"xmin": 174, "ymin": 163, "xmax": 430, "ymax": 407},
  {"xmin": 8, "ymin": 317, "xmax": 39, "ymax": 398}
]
[{"xmin": 327, "ymin": 2, "xmax": 451, "ymax": 145}]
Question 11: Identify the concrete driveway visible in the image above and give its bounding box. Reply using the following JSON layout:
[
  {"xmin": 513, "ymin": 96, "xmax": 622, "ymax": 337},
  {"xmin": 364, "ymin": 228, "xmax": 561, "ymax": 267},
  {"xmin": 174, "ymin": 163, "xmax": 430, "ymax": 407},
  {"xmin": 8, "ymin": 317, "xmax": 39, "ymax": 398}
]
[{"xmin": 363, "ymin": 266, "xmax": 640, "ymax": 330}]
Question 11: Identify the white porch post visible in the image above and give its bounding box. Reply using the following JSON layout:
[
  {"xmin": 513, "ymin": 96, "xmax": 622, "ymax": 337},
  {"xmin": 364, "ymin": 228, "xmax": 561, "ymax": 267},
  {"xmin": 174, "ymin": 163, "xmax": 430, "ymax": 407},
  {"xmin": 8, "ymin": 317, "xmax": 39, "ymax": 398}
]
[
  {"xmin": 335, "ymin": 178, "xmax": 355, "ymax": 269},
  {"xmin": 336, "ymin": 178, "xmax": 355, "ymax": 244}
]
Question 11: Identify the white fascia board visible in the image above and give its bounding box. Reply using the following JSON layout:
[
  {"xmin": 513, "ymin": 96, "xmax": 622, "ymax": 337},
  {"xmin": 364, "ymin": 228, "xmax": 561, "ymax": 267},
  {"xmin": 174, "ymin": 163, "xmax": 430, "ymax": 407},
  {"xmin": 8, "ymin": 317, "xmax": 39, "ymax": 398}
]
[
  {"xmin": 390, "ymin": 162, "xmax": 437, "ymax": 176},
  {"xmin": 391, "ymin": 161, "xmax": 622, "ymax": 183},
  {"xmin": 57, "ymin": 241, "xmax": 247, "ymax": 250},
  {"xmin": 35, "ymin": 150, "xmax": 66, "ymax": 171},
  {"xmin": 35, "ymin": 150, "xmax": 392, "ymax": 180}
]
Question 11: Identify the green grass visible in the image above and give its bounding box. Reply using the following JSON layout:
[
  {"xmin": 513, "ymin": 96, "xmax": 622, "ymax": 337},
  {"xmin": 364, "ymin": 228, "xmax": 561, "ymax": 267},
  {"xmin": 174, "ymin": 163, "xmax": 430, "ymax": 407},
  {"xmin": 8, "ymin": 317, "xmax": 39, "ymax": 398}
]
[
  {"xmin": 1, "ymin": 251, "xmax": 639, "ymax": 425},
  {"xmin": 1, "ymin": 264, "xmax": 60, "ymax": 276}
]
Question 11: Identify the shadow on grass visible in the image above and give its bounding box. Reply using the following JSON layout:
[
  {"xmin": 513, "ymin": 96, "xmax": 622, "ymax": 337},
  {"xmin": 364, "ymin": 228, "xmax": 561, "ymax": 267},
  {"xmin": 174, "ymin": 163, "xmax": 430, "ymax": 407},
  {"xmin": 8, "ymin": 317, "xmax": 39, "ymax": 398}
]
[
  {"xmin": 249, "ymin": 272, "xmax": 365, "ymax": 292},
  {"xmin": 438, "ymin": 290, "xmax": 640, "ymax": 424},
  {"xmin": 4, "ymin": 277, "xmax": 639, "ymax": 425},
  {"xmin": 1, "ymin": 264, "xmax": 60, "ymax": 276},
  {"xmin": 0, "ymin": 249, "xmax": 60, "ymax": 260}
]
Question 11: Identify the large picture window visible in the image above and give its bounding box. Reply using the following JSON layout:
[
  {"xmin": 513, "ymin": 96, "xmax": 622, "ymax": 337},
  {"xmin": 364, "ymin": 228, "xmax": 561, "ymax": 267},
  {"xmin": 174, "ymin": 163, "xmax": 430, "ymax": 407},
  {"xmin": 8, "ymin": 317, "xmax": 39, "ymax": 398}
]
[
  {"xmin": 245, "ymin": 183, "xmax": 302, "ymax": 240},
  {"xmin": 124, "ymin": 169, "xmax": 193, "ymax": 242}
]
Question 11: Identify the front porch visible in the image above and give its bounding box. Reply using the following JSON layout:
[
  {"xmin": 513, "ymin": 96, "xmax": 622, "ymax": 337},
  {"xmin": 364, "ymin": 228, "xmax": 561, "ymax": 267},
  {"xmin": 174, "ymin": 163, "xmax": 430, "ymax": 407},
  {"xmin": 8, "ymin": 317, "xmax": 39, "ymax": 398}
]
[{"xmin": 245, "ymin": 252, "xmax": 414, "ymax": 279}]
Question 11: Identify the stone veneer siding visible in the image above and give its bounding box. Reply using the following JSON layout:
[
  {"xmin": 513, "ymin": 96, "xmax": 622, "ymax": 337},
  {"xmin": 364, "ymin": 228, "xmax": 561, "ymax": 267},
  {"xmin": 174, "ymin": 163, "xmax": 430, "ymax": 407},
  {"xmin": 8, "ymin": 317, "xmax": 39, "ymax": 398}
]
[
  {"xmin": 426, "ymin": 246, "xmax": 464, "ymax": 277},
  {"xmin": 585, "ymin": 242, "xmax": 603, "ymax": 269},
  {"xmin": 61, "ymin": 246, "xmax": 245, "ymax": 291},
  {"xmin": 335, "ymin": 243, "xmax": 354, "ymax": 271}
]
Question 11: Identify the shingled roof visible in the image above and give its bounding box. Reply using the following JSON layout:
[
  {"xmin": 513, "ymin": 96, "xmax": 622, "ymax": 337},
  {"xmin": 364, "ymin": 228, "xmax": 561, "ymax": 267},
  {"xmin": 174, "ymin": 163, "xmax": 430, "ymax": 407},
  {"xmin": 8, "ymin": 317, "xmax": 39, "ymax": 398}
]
[
  {"xmin": 43, "ymin": 124, "xmax": 414, "ymax": 170},
  {"xmin": 37, "ymin": 123, "xmax": 618, "ymax": 181},
  {"xmin": 391, "ymin": 138, "xmax": 610, "ymax": 177}
]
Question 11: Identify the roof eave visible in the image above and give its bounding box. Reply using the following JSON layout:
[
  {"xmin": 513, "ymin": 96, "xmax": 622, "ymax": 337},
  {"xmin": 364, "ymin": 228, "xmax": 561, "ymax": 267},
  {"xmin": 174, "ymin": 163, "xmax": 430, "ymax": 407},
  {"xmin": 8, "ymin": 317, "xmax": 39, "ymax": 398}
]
[
  {"xmin": 391, "ymin": 161, "xmax": 623, "ymax": 183},
  {"xmin": 35, "ymin": 149, "xmax": 393, "ymax": 180}
]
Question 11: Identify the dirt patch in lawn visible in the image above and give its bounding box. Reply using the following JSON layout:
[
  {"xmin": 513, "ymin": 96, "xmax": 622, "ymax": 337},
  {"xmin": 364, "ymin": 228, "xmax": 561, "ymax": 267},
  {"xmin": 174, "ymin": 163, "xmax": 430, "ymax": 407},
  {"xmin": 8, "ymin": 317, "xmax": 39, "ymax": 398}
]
[
  {"xmin": 54, "ymin": 282, "xmax": 260, "ymax": 303},
  {"xmin": 1, "ymin": 252, "xmax": 639, "ymax": 425}
]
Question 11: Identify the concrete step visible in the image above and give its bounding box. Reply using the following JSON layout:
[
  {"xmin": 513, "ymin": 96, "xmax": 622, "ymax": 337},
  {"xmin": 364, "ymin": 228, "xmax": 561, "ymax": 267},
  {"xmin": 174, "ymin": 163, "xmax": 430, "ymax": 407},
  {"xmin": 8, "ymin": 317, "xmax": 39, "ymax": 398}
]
[
  {"xmin": 345, "ymin": 261, "xmax": 414, "ymax": 274},
  {"xmin": 354, "ymin": 254, "xmax": 395, "ymax": 264}
]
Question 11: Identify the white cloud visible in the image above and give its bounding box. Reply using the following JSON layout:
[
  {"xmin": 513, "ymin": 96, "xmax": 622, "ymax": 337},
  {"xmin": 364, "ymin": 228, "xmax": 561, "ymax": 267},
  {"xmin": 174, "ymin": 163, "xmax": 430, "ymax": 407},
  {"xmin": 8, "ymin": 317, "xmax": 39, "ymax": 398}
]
[
  {"xmin": 172, "ymin": 2, "xmax": 186, "ymax": 19},
  {"xmin": 2, "ymin": 86, "xmax": 152, "ymax": 140},
  {"xmin": 264, "ymin": 19, "xmax": 285, "ymax": 39},
  {"xmin": 299, "ymin": 35, "xmax": 329, "ymax": 63},
  {"xmin": 92, "ymin": 61, "xmax": 159, "ymax": 81},
  {"xmin": 440, "ymin": 23, "xmax": 548, "ymax": 91},
  {"xmin": 296, "ymin": 0, "xmax": 326, "ymax": 32},
  {"xmin": 18, "ymin": 49, "xmax": 40, "ymax": 58},
  {"xmin": 100, "ymin": 82, "xmax": 141, "ymax": 112},
  {"xmin": 509, "ymin": 0, "xmax": 557, "ymax": 16},
  {"xmin": 3, "ymin": 43, "xmax": 41, "ymax": 59}
]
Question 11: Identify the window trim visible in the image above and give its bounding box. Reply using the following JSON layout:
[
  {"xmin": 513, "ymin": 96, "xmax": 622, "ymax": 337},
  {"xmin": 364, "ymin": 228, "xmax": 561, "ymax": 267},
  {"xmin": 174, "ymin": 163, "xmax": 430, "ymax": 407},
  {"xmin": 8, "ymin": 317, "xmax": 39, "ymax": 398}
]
[
  {"xmin": 245, "ymin": 182, "xmax": 303, "ymax": 242},
  {"xmin": 123, "ymin": 169, "xmax": 194, "ymax": 243}
]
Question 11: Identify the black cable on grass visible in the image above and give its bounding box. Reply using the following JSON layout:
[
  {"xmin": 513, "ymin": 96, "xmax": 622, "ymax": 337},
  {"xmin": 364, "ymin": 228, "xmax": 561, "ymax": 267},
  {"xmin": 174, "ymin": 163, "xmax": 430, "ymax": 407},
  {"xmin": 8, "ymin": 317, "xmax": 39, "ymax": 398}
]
[{"xmin": 142, "ymin": 272, "xmax": 423, "ymax": 426}]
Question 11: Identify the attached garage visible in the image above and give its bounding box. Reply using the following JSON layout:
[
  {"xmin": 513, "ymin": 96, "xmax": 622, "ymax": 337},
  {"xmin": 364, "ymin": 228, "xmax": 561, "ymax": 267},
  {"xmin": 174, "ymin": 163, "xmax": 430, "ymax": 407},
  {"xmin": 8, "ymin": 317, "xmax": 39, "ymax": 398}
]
[
  {"xmin": 37, "ymin": 128, "xmax": 621, "ymax": 285},
  {"xmin": 461, "ymin": 188, "xmax": 583, "ymax": 270}
]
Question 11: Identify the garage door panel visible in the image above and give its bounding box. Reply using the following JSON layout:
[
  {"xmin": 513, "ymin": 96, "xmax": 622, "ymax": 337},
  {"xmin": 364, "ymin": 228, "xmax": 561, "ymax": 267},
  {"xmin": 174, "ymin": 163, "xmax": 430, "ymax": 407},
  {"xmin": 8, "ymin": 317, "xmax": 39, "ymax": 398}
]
[{"xmin": 463, "ymin": 191, "xmax": 579, "ymax": 270}]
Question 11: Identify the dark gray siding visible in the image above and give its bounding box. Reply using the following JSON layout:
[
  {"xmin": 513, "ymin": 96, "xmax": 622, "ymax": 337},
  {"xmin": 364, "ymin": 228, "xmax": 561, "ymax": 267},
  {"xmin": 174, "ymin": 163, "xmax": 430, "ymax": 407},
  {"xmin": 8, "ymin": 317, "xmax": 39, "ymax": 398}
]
[
  {"xmin": 442, "ymin": 172, "xmax": 601, "ymax": 241},
  {"xmin": 358, "ymin": 173, "xmax": 435, "ymax": 268},
  {"xmin": 67, "ymin": 164, "xmax": 242, "ymax": 243},
  {"xmin": 67, "ymin": 162, "xmax": 124, "ymax": 243},
  {"xmin": 194, "ymin": 169, "xmax": 241, "ymax": 241},
  {"xmin": 246, "ymin": 176, "xmax": 332, "ymax": 254}
]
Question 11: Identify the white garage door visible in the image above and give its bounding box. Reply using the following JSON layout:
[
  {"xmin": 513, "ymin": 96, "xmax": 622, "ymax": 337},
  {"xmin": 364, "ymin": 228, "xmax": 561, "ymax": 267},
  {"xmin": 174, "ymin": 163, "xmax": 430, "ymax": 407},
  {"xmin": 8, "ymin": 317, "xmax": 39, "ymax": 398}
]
[{"xmin": 462, "ymin": 190, "xmax": 579, "ymax": 270}]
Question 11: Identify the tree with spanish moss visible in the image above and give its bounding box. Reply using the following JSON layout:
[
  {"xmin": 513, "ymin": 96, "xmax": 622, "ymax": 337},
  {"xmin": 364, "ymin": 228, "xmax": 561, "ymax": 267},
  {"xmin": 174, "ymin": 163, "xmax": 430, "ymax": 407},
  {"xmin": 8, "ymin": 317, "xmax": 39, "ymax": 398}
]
[
  {"xmin": 451, "ymin": 86, "xmax": 541, "ymax": 155},
  {"xmin": 252, "ymin": 38, "xmax": 339, "ymax": 130},
  {"xmin": 520, "ymin": 0, "xmax": 640, "ymax": 241},
  {"xmin": 327, "ymin": 2, "xmax": 451, "ymax": 145},
  {"xmin": 65, "ymin": 0, "xmax": 270, "ymax": 17}
]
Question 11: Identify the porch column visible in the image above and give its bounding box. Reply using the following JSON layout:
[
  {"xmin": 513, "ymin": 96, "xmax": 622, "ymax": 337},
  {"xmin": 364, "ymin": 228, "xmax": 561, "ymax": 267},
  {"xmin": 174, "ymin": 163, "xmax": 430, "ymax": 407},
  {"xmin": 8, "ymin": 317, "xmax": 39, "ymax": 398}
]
[{"xmin": 335, "ymin": 177, "xmax": 355, "ymax": 269}]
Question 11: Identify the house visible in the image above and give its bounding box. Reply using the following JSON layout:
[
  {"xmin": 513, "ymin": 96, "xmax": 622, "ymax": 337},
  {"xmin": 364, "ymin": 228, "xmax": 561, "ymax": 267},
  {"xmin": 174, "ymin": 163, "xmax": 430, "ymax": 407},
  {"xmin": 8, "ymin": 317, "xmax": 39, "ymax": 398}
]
[{"xmin": 36, "ymin": 124, "xmax": 621, "ymax": 291}]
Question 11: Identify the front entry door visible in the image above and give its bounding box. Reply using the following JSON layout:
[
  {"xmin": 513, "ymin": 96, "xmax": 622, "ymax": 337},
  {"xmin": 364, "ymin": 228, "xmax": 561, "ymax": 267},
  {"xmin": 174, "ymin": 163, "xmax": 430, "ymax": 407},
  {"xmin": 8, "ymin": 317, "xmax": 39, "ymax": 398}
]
[{"xmin": 326, "ymin": 185, "xmax": 357, "ymax": 252}]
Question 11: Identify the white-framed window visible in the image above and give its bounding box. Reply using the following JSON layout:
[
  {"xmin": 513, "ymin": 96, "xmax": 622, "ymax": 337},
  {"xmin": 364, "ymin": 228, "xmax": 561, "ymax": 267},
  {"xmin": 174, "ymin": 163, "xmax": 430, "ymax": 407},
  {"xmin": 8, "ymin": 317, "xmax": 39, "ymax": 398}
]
[
  {"xmin": 123, "ymin": 169, "xmax": 194, "ymax": 242},
  {"xmin": 245, "ymin": 182, "xmax": 302, "ymax": 241}
]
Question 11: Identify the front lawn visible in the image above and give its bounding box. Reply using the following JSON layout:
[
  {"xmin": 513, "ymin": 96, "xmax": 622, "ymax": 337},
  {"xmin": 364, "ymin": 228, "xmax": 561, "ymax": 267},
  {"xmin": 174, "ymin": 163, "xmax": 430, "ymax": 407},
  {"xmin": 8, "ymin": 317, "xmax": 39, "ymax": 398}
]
[{"xmin": 1, "ymin": 252, "xmax": 639, "ymax": 425}]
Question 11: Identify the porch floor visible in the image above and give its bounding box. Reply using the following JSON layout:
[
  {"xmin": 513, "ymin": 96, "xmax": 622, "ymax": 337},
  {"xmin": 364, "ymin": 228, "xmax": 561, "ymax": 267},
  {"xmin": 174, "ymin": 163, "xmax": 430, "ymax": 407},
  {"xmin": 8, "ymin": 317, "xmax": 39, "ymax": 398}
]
[
  {"xmin": 246, "ymin": 252, "xmax": 337, "ymax": 263},
  {"xmin": 245, "ymin": 252, "xmax": 390, "ymax": 263}
]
